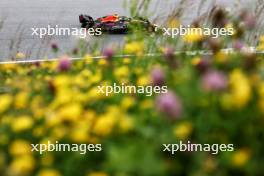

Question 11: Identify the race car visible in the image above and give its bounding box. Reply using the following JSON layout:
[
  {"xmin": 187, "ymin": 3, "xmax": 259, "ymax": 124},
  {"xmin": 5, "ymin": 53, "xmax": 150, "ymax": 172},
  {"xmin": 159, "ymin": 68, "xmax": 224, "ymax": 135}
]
[{"xmin": 79, "ymin": 14, "xmax": 157, "ymax": 34}]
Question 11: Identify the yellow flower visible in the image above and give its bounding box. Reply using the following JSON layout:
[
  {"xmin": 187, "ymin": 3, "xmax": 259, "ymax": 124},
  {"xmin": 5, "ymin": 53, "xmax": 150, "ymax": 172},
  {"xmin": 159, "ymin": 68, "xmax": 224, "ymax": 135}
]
[
  {"xmin": 9, "ymin": 155, "xmax": 35, "ymax": 175},
  {"xmin": 93, "ymin": 112, "xmax": 118, "ymax": 137},
  {"xmin": 14, "ymin": 91, "xmax": 29, "ymax": 109},
  {"xmin": 229, "ymin": 69, "xmax": 251, "ymax": 109},
  {"xmin": 0, "ymin": 94, "xmax": 13, "ymax": 113},
  {"xmin": 260, "ymin": 35, "xmax": 264, "ymax": 42},
  {"xmin": 38, "ymin": 169, "xmax": 61, "ymax": 176},
  {"xmin": 121, "ymin": 96, "xmax": 135, "ymax": 110},
  {"xmin": 119, "ymin": 117, "xmax": 134, "ymax": 133},
  {"xmin": 173, "ymin": 121, "xmax": 193, "ymax": 140},
  {"xmin": 15, "ymin": 52, "xmax": 26, "ymax": 59},
  {"xmin": 124, "ymin": 41, "xmax": 144, "ymax": 55},
  {"xmin": 50, "ymin": 126, "xmax": 67, "ymax": 140},
  {"xmin": 137, "ymin": 75, "xmax": 150, "ymax": 86},
  {"xmin": 88, "ymin": 172, "xmax": 108, "ymax": 176},
  {"xmin": 167, "ymin": 19, "xmax": 180, "ymax": 28},
  {"xmin": 98, "ymin": 59, "xmax": 108, "ymax": 66},
  {"xmin": 257, "ymin": 36, "xmax": 264, "ymax": 51},
  {"xmin": 9, "ymin": 140, "xmax": 32, "ymax": 156},
  {"xmin": 57, "ymin": 103, "xmax": 82, "ymax": 122},
  {"xmin": 114, "ymin": 66, "xmax": 129, "ymax": 80},
  {"xmin": 84, "ymin": 54, "xmax": 93, "ymax": 64},
  {"xmin": 183, "ymin": 28, "xmax": 204, "ymax": 43},
  {"xmin": 140, "ymin": 99, "xmax": 153, "ymax": 110},
  {"xmin": 90, "ymin": 71, "xmax": 102, "ymax": 84},
  {"xmin": 214, "ymin": 51, "xmax": 228, "ymax": 63},
  {"xmin": 191, "ymin": 57, "xmax": 201, "ymax": 66},
  {"xmin": 123, "ymin": 57, "xmax": 131, "ymax": 64},
  {"xmin": 232, "ymin": 149, "xmax": 251, "ymax": 167},
  {"xmin": 70, "ymin": 123, "xmax": 90, "ymax": 143},
  {"xmin": 11, "ymin": 116, "xmax": 34, "ymax": 132}
]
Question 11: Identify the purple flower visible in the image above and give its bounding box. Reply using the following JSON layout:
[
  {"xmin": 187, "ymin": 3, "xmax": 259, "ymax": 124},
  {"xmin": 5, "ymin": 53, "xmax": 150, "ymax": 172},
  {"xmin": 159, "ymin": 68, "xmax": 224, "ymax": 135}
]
[
  {"xmin": 195, "ymin": 57, "xmax": 211, "ymax": 74},
  {"xmin": 201, "ymin": 70, "xmax": 227, "ymax": 92},
  {"xmin": 163, "ymin": 47, "xmax": 175, "ymax": 60},
  {"xmin": 156, "ymin": 91, "xmax": 182, "ymax": 119},
  {"xmin": 243, "ymin": 14, "xmax": 256, "ymax": 29},
  {"xmin": 58, "ymin": 56, "xmax": 71, "ymax": 72},
  {"xmin": 151, "ymin": 67, "xmax": 165, "ymax": 86},
  {"xmin": 102, "ymin": 48, "xmax": 114, "ymax": 60},
  {"xmin": 232, "ymin": 40, "xmax": 244, "ymax": 50}
]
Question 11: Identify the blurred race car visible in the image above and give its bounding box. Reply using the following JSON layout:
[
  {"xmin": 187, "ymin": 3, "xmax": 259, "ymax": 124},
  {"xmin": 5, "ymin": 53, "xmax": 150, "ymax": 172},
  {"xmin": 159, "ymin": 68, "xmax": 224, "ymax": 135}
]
[{"xmin": 79, "ymin": 14, "xmax": 157, "ymax": 34}]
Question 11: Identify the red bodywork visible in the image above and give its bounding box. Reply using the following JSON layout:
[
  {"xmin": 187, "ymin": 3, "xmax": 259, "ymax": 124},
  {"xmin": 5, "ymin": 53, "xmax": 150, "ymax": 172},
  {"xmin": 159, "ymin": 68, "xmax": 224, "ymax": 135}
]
[{"xmin": 98, "ymin": 15, "xmax": 119, "ymax": 23}]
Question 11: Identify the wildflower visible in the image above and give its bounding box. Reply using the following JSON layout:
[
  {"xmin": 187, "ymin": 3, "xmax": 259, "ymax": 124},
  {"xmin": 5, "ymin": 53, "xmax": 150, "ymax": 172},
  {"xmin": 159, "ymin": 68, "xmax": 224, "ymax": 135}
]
[
  {"xmin": 194, "ymin": 57, "xmax": 211, "ymax": 73},
  {"xmin": 257, "ymin": 36, "xmax": 264, "ymax": 51},
  {"xmin": 98, "ymin": 58, "xmax": 108, "ymax": 66},
  {"xmin": 93, "ymin": 115, "xmax": 117, "ymax": 137},
  {"xmin": 240, "ymin": 11, "xmax": 256, "ymax": 29},
  {"xmin": 84, "ymin": 54, "xmax": 93, "ymax": 64},
  {"xmin": 9, "ymin": 140, "xmax": 32, "ymax": 156},
  {"xmin": 173, "ymin": 121, "xmax": 193, "ymax": 140},
  {"xmin": 183, "ymin": 28, "xmax": 204, "ymax": 43},
  {"xmin": 162, "ymin": 47, "xmax": 175, "ymax": 61},
  {"xmin": 15, "ymin": 52, "xmax": 26, "ymax": 59},
  {"xmin": 167, "ymin": 18, "xmax": 180, "ymax": 28},
  {"xmin": 222, "ymin": 69, "xmax": 251, "ymax": 109},
  {"xmin": 70, "ymin": 123, "xmax": 90, "ymax": 143},
  {"xmin": 232, "ymin": 40, "xmax": 244, "ymax": 50},
  {"xmin": 151, "ymin": 67, "xmax": 165, "ymax": 86},
  {"xmin": 140, "ymin": 99, "xmax": 153, "ymax": 110},
  {"xmin": 121, "ymin": 96, "xmax": 135, "ymax": 110},
  {"xmin": 214, "ymin": 51, "xmax": 228, "ymax": 63},
  {"xmin": 58, "ymin": 56, "xmax": 71, "ymax": 72},
  {"xmin": 137, "ymin": 75, "xmax": 150, "ymax": 86},
  {"xmin": 156, "ymin": 91, "xmax": 182, "ymax": 119},
  {"xmin": 114, "ymin": 66, "xmax": 129, "ymax": 80},
  {"xmin": 11, "ymin": 116, "xmax": 34, "ymax": 132},
  {"xmin": 119, "ymin": 116, "xmax": 134, "ymax": 133},
  {"xmin": 232, "ymin": 149, "xmax": 251, "ymax": 167},
  {"xmin": 0, "ymin": 94, "xmax": 13, "ymax": 114},
  {"xmin": 57, "ymin": 103, "xmax": 82, "ymax": 122},
  {"xmin": 38, "ymin": 169, "xmax": 61, "ymax": 176},
  {"xmin": 191, "ymin": 57, "xmax": 201, "ymax": 66},
  {"xmin": 124, "ymin": 41, "xmax": 144, "ymax": 55},
  {"xmin": 201, "ymin": 70, "xmax": 227, "ymax": 92},
  {"xmin": 123, "ymin": 57, "xmax": 131, "ymax": 64},
  {"xmin": 9, "ymin": 155, "xmax": 35, "ymax": 175},
  {"xmin": 102, "ymin": 48, "xmax": 114, "ymax": 60},
  {"xmin": 14, "ymin": 91, "xmax": 29, "ymax": 109}
]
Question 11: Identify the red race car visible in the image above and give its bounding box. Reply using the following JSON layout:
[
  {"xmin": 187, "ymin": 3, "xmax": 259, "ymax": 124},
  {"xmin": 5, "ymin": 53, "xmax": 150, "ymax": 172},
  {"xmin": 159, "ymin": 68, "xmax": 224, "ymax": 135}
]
[{"xmin": 79, "ymin": 14, "xmax": 157, "ymax": 34}]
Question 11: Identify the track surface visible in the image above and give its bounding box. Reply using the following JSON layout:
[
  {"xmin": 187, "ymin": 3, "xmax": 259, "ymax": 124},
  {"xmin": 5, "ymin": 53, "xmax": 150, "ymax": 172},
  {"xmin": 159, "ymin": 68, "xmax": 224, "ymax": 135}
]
[{"xmin": 0, "ymin": 0, "xmax": 256, "ymax": 60}]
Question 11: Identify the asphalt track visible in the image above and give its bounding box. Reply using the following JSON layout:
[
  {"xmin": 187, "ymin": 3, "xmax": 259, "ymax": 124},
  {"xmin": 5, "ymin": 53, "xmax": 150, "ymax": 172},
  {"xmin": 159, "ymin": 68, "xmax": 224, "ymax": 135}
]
[{"xmin": 0, "ymin": 0, "xmax": 257, "ymax": 60}]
